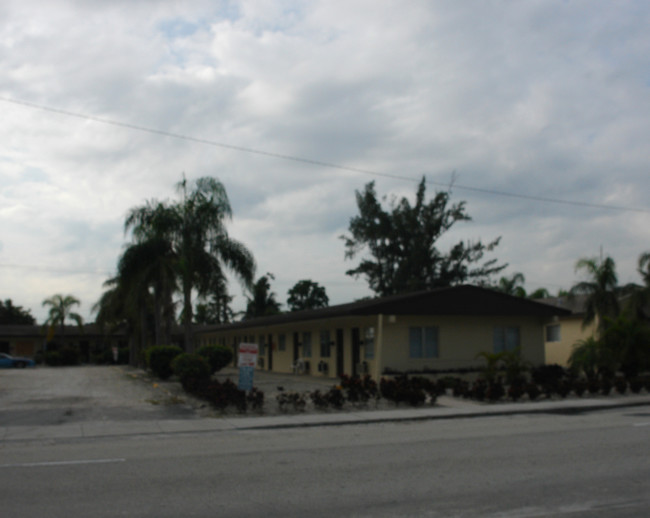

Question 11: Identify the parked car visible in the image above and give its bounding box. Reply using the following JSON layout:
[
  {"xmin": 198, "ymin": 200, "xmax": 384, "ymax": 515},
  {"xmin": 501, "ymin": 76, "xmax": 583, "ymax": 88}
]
[{"xmin": 0, "ymin": 353, "xmax": 36, "ymax": 368}]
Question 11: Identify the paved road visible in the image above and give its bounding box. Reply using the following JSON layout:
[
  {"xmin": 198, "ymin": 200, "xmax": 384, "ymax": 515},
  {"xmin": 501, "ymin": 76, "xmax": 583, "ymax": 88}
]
[{"xmin": 1, "ymin": 406, "xmax": 648, "ymax": 517}]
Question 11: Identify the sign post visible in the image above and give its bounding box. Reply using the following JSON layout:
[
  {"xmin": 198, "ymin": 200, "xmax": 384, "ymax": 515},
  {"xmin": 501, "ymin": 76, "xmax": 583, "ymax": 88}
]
[{"xmin": 237, "ymin": 343, "xmax": 258, "ymax": 391}]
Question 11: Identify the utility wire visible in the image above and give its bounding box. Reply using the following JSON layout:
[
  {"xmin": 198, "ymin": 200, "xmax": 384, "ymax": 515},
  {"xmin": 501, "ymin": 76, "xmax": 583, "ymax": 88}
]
[
  {"xmin": 0, "ymin": 263, "xmax": 112, "ymax": 276},
  {"xmin": 2, "ymin": 95, "xmax": 649, "ymax": 214}
]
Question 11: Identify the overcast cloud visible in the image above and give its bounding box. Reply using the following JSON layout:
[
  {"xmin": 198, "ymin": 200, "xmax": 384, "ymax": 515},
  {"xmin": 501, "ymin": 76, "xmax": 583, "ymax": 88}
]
[{"xmin": 1, "ymin": 0, "xmax": 649, "ymax": 322}]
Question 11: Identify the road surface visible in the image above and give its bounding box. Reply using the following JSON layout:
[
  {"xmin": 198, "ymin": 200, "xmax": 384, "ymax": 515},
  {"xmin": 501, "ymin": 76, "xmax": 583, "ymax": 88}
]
[{"xmin": 1, "ymin": 406, "xmax": 648, "ymax": 517}]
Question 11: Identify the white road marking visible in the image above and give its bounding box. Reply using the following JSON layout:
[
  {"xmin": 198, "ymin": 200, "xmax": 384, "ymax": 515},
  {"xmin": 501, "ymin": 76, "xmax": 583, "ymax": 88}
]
[
  {"xmin": 0, "ymin": 458, "xmax": 126, "ymax": 468},
  {"xmin": 633, "ymin": 422, "xmax": 650, "ymax": 427}
]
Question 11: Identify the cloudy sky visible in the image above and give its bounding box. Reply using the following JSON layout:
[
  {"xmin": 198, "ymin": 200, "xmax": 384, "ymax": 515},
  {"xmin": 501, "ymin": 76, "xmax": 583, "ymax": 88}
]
[{"xmin": 1, "ymin": 0, "xmax": 649, "ymax": 323}]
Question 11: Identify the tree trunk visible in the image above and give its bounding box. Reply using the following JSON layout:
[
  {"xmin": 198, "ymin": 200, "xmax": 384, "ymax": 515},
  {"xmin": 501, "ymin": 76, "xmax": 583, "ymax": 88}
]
[{"xmin": 183, "ymin": 278, "xmax": 194, "ymax": 353}]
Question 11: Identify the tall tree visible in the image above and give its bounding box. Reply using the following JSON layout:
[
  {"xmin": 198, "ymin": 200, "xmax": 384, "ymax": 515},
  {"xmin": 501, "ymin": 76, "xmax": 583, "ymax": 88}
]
[
  {"xmin": 125, "ymin": 176, "xmax": 255, "ymax": 351},
  {"xmin": 287, "ymin": 280, "xmax": 329, "ymax": 311},
  {"xmin": 92, "ymin": 279, "xmax": 144, "ymax": 366},
  {"xmin": 497, "ymin": 272, "xmax": 526, "ymax": 297},
  {"xmin": 193, "ymin": 276, "xmax": 234, "ymax": 325},
  {"xmin": 528, "ymin": 287, "xmax": 551, "ymax": 299},
  {"xmin": 244, "ymin": 273, "xmax": 281, "ymax": 319},
  {"xmin": 627, "ymin": 251, "xmax": 650, "ymax": 320},
  {"xmin": 0, "ymin": 299, "xmax": 36, "ymax": 325},
  {"xmin": 341, "ymin": 178, "xmax": 506, "ymax": 297},
  {"xmin": 570, "ymin": 256, "xmax": 619, "ymax": 333},
  {"xmin": 118, "ymin": 237, "xmax": 177, "ymax": 347},
  {"xmin": 42, "ymin": 294, "xmax": 83, "ymax": 337}
]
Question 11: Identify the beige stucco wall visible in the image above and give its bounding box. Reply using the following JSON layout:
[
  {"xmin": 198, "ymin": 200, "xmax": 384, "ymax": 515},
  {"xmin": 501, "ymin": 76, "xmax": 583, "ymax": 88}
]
[
  {"xmin": 198, "ymin": 316, "xmax": 379, "ymax": 377},
  {"xmin": 197, "ymin": 313, "xmax": 549, "ymax": 379},
  {"xmin": 378, "ymin": 315, "xmax": 547, "ymax": 374},
  {"xmin": 544, "ymin": 316, "xmax": 598, "ymax": 366}
]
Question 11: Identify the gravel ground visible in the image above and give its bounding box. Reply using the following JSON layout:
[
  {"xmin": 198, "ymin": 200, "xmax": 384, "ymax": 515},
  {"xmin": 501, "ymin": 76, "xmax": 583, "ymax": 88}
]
[
  {"xmin": 0, "ymin": 365, "xmax": 473, "ymax": 425},
  {"xmin": 0, "ymin": 365, "xmax": 197, "ymax": 425}
]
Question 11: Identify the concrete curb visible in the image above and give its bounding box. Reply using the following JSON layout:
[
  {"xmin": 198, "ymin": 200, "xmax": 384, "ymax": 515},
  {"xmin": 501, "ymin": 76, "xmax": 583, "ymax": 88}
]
[{"xmin": 3, "ymin": 395, "xmax": 649, "ymax": 442}]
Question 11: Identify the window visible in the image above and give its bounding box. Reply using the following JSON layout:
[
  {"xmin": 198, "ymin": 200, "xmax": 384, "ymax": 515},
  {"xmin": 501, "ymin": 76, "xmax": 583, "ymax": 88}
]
[
  {"xmin": 546, "ymin": 324, "xmax": 561, "ymax": 342},
  {"xmin": 493, "ymin": 326, "xmax": 520, "ymax": 353},
  {"xmin": 409, "ymin": 327, "xmax": 438, "ymax": 358},
  {"xmin": 302, "ymin": 332, "xmax": 312, "ymax": 358},
  {"xmin": 320, "ymin": 330, "xmax": 331, "ymax": 358},
  {"xmin": 278, "ymin": 334, "xmax": 286, "ymax": 352},
  {"xmin": 364, "ymin": 327, "xmax": 375, "ymax": 359},
  {"xmin": 258, "ymin": 335, "xmax": 265, "ymax": 356}
]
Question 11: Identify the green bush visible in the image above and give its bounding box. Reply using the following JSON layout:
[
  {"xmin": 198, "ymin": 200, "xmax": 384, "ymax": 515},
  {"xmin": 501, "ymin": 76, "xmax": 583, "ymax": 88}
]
[
  {"xmin": 172, "ymin": 353, "xmax": 211, "ymax": 390},
  {"xmin": 197, "ymin": 345, "xmax": 233, "ymax": 374},
  {"xmin": 44, "ymin": 351, "xmax": 62, "ymax": 366},
  {"xmin": 44, "ymin": 345, "xmax": 80, "ymax": 366},
  {"xmin": 146, "ymin": 345, "xmax": 183, "ymax": 380}
]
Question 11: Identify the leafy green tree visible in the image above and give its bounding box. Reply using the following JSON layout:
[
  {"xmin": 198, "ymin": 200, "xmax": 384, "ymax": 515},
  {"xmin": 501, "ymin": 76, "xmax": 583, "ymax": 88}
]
[
  {"xmin": 341, "ymin": 178, "xmax": 506, "ymax": 296},
  {"xmin": 126, "ymin": 176, "xmax": 256, "ymax": 351},
  {"xmin": 601, "ymin": 315, "xmax": 650, "ymax": 378},
  {"xmin": 624, "ymin": 251, "xmax": 650, "ymax": 320},
  {"xmin": 287, "ymin": 280, "xmax": 329, "ymax": 312},
  {"xmin": 42, "ymin": 294, "xmax": 83, "ymax": 337},
  {"xmin": 244, "ymin": 273, "xmax": 281, "ymax": 319},
  {"xmin": 528, "ymin": 287, "xmax": 551, "ymax": 299},
  {"xmin": 0, "ymin": 299, "xmax": 35, "ymax": 325},
  {"xmin": 120, "ymin": 237, "xmax": 177, "ymax": 347},
  {"xmin": 193, "ymin": 274, "xmax": 234, "ymax": 324},
  {"xmin": 497, "ymin": 272, "xmax": 526, "ymax": 297},
  {"xmin": 92, "ymin": 279, "xmax": 144, "ymax": 366},
  {"xmin": 568, "ymin": 336, "xmax": 610, "ymax": 380},
  {"xmin": 570, "ymin": 256, "xmax": 619, "ymax": 333},
  {"xmin": 638, "ymin": 251, "xmax": 650, "ymax": 286}
]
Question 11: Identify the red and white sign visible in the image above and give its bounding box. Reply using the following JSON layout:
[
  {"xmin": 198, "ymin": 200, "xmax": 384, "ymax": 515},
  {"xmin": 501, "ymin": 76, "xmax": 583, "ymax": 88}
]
[{"xmin": 238, "ymin": 343, "xmax": 259, "ymax": 367}]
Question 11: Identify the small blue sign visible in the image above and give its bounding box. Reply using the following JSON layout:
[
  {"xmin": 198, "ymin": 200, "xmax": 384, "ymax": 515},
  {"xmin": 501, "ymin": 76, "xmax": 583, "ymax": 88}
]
[{"xmin": 238, "ymin": 366, "xmax": 255, "ymax": 391}]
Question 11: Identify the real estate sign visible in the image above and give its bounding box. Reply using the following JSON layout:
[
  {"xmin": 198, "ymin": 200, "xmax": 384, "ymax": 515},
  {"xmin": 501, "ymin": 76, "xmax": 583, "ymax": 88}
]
[{"xmin": 237, "ymin": 343, "xmax": 258, "ymax": 391}]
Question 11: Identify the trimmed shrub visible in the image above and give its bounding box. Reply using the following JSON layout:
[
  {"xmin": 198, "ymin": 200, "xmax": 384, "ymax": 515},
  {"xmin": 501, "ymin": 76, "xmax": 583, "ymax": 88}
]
[
  {"xmin": 380, "ymin": 375, "xmax": 428, "ymax": 406},
  {"xmin": 340, "ymin": 374, "xmax": 379, "ymax": 404},
  {"xmin": 146, "ymin": 345, "xmax": 183, "ymax": 380},
  {"xmin": 277, "ymin": 391, "xmax": 307, "ymax": 412},
  {"xmin": 531, "ymin": 364, "xmax": 566, "ymax": 387},
  {"xmin": 45, "ymin": 345, "xmax": 80, "ymax": 366},
  {"xmin": 172, "ymin": 353, "xmax": 211, "ymax": 390},
  {"xmin": 197, "ymin": 345, "xmax": 233, "ymax": 374}
]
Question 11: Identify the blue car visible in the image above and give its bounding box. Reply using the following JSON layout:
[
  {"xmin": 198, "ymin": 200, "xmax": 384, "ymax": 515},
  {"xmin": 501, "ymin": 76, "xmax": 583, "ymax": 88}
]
[{"xmin": 0, "ymin": 353, "xmax": 36, "ymax": 368}]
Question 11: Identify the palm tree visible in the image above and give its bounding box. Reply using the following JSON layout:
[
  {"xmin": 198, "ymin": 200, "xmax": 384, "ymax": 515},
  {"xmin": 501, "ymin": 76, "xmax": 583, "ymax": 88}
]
[
  {"xmin": 625, "ymin": 251, "xmax": 650, "ymax": 320},
  {"xmin": 528, "ymin": 287, "xmax": 551, "ymax": 299},
  {"xmin": 497, "ymin": 272, "xmax": 526, "ymax": 297},
  {"xmin": 119, "ymin": 237, "xmax": 177, "ymax": 347},
  {"xmin": 42, "ymin": 294, "xmax": 84, "ymax": 343},
  {"xmin": 570, "ymin": 256, "xmax": 619, "ymax": 334},
  {"xmin": 639, "ymin": 252, "xmax": 650, "ymax": 287},
  {"xmin": 244, "ymin": 273, "xmax": 282, "ymax": 319},
  {"xmin": 126, "ymin": 176, "xmax": 255, "ymax": 351}
]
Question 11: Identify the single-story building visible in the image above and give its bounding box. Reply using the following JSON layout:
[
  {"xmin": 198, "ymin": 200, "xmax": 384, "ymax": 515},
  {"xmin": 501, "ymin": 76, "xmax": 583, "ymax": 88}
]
[
  {"xmin": 195, "ymin": 285, "xmax": 571, "ymax": 379},
  {"xmin": 0, "ymin": 324, "xmax": 127, "ymax": 362},
  {"xmin": 539, "ymin": 295, "xmax": 597, "ymax": 367}
]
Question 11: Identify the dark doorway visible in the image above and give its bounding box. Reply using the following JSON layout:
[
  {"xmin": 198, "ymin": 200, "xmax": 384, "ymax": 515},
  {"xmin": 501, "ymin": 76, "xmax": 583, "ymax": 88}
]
[
  {"xmin": 351, "ymin": 327, "xmax": 361, "ymax": 376},
  {"xmin": 336, "ymin": 329, "xmax": 344, "ymax": 376},
  {"xmin": 293, "ymin": 332, "xmax": 300, "ymax": 364},
  {"xmin": 268, "ymin": 333, "xmax": 273, "ymax": 371}
]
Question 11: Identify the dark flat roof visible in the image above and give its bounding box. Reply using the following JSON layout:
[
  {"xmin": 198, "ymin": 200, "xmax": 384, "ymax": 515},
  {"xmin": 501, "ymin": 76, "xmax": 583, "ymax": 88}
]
[{"xmin": 200, "ymin": 284, "xmax": 571, "ymax": 333}]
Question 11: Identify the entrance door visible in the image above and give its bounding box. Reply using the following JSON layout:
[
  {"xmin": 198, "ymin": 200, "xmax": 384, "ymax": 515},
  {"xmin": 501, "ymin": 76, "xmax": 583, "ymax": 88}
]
[
  {"xmin": 336, "ymin": 329, "xmax": 344, "ymax": 376},
  {"xmin": 267, "ymin": 333, "xmax": 273, "ymax": 371},
  {"xmin": 293, "ymin": 332, "xmax": 300, "ymax": 364},
  {"xmin": 351, "ymin": 327, "xmax": 361, "ymax": 376}
]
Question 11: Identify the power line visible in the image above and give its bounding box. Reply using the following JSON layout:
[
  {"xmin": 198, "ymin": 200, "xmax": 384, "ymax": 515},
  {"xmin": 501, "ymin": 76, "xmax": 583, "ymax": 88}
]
[
  {"xmin": 0, "ymin": 263, "xmax": 112, "ymax": 276},
  {"xmin": 2, "ymin": 95, "xmax": 649, "ymax": 214}
]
